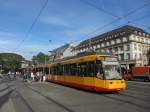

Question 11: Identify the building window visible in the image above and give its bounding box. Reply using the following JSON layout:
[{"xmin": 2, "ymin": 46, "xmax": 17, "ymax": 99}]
[
  {"xmin": 127, "ymin": 53, "xmax": 130, "ymax": 60},
  {"xmin": 101, "ymin": 43, "xmax": 104, "ymax": 47},
  {"xmin": 123, "ymin": 37, "xmax": 127, "ymax": 42},
  {"xmin": 119, "ymin": 46, "xmax": 123, "ymax": 51},
  {"xmin": 126, "ymin": 45, "xmax": 130, "ymax": 51},
  {"xmin": 107, "ymin": 42, "xmax": 109, "ymax": 46},
  {"xmin": 134, "ymin": 53, "xmax": 137, "ymax": 60},
  {"xmin": 101, "ymin": 49, "xmax": 104, "ymax": 53},
  {"xmin": 104, "ymin": 42, "xmax": 107, "ymax": 46},
  {"xmin": 120, "ymin": 54, "xmax": 124, "ymax": 61},
  {"xmin": 106, "ymin": 49, "xmax": 109, "ymax": 53},
  {"xmin": 139, "ymin": 32, "xmax": 142, "ymax": 35},
  {"xmin": 138, "ymin": 37, "xmax": 140, "ymax": 42},
  {"xmin": 139, "ymin": 53, "xmax": 142, "ymax": 59},
  {"xmin": 134, "ymin": 31, "xmax": 138, "ymax": 34},
  {"xmin": 109, "ymin": 48, "xmax": 112, "ymax": 53},
  {"xmin": 116, "ymin": 39, "xmax": 121, "ymax": 43},
  {"xmin": 134, "ymin": 44, "xmax": 137, "ymax": 51},
  {"xmin": 139, "ymin": 44, "xmax": 141, "ymax": 51},
  {"xmin": 111, "ymin": 40, "xmax": 115, "ymax": 45},
  {"xmin": 142, "ymin": 38, "xmax": 145, "ymax": 43},
  {"xmin": 114, "ymin": 47, "xmax": 118, "ymax": 53},
  {"xmin": 146, "ymin": 39, "xmax": 148, "ymax": 44}
]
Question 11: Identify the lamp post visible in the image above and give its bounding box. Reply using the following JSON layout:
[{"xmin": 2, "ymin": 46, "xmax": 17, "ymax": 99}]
[{"xmin": 0, "ymin": 65, "xmax": 2, "ymax": 75}]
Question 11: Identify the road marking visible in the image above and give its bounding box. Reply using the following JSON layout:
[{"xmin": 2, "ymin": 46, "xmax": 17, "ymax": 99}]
[{"xmin": 127, "ymin": 81, "xmax": 150, "ymax": 85}]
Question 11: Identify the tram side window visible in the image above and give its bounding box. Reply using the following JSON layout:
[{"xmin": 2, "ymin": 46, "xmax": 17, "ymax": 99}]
[
  {"xmin": 87, "ymin": 61, "xmax": 95, "ymax": 77},
  {"xmin": 49, "ymin": 67, "xmax": 52, "ymax": 74},
  {"xmin": 57, "ymin": 65, "xmax": 63, "ymax": 75},
  {"xmin": 64, "ymin": 64, "xmax": 70, "ymax": 75},
  {"xmin": 45, "ymin": 67, "xmax": 49, "ymax": 75},
  {"xmin": 78, "ymin": 62, "xmax": 87, "ymax": 77},
  {"xmin": 70, "ymin": 63, "xmax": 77, "ymax": 76},
  {"xmin": 49, "ymin": 67, "xmax": 51, "ymax": 74},
  {"xmin": 50, "ymin": 67, "xmax": 54, "ymax": 75},
  {"xmin": 61, "ymin": 65, "xmax": 64, "ymax": 75},
  {"xmin": 62, "ymin": 65, "xmax": 65, "ymax": 75},
  {"xmin": 56, "ymin": 66, "xmax": 59, "ymax": 75},
  {"xmin": 59, "ymin": 65, "xmax": 63, "ymax": 75},
  {"xmin": 54, "ymin": 67, "xmax": 57, "ymax": 75},
  {"xmin": 68, "ymin": 64, "xmax": 71, "ymax": 75},
  {"xmin": 63, "ymin": 65, "xmax": 67, "ymax": 75}
]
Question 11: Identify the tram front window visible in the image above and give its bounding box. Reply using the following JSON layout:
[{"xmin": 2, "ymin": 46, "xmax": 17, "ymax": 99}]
[{"xmin": 102, "ymin": 60, "xmax": 122, "ymax": 80}]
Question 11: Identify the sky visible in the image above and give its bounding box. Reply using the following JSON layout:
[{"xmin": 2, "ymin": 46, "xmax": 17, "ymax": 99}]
[{"xmin": 0, "ymin": 0, "xmax": 150, "ymax": 60}]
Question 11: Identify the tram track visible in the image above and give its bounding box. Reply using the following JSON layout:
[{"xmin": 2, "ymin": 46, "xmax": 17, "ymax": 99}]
[
  {"xmin": 5, "ymin": 80, "xmax": 35, "ymax": 112},
  {"xmin": 127, "ymin": 81, "xmax": 150, "ymax": 87},
  {"xmin": 24, "ymin": 81, "xmax": 150, "ymax": 112},
  {"xmin": 11, "ymin": 89, "xmax": 35, "ymax": 112},
  {"xmin": 23, "ymin": 82, "xmax": 76, "ymax": 112},
  {"xmin": 117, "ymin": 92, "xmax": 150, "ymax": 102},
  {"xmin": 123, "ymin": 89, "xmax": 150, "ymax": 98},
  {"xmin": 127, "ymin": 84, "xmax": 150, "ymax": 90},
  {"xmin": 100, "ymin": 82, "xmax": 150, "ymax": 111},
  {"xmin": 102, "ymin": 93, "xmax": 150, "ymax": 111}
]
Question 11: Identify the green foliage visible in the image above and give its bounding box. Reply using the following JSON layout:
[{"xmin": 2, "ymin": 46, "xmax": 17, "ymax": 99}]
[
  {"xmin": 0, "ymin": 53, "xmax": 24, "ymax": 73},
  {"xmin": 32, "ymin": 52, "xmax": 49, "ymax": 65}
]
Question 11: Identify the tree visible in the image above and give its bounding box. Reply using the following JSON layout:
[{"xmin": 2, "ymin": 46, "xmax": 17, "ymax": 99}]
[
  {"xmin": 32, "ymin": 52, "xmax": 49, "ymax": 65},
  {"xmin": 0, "ymin": 53, "xmax": 24, "ymax": 73}
]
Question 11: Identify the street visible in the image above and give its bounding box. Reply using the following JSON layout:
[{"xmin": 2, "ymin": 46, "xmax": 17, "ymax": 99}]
[{"xmin": 0, "ymin": 76, "xmax": 150, "ymax": 112}]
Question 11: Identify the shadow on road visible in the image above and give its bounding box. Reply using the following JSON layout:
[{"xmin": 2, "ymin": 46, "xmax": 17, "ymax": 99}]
[{"xmin": 0, "ymin": 90, "xmax": 13, "ymax": 109}]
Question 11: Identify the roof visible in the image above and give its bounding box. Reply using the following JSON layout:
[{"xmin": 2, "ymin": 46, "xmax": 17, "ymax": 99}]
[
  {"xmin": 51, "ymin": 50, "xmax": 112, "ymax": 63},
  {"xmin": 51, "ymin": 44, "xmax": 70, "ymax": 53},
  {"xmin": 78, "ymin": 25, "xmax": 150, "ymax": 46}
]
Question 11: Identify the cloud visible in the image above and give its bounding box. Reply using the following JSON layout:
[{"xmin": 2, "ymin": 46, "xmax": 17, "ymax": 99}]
[
  {"xmin": 60, "ymin": 25, "xmax": 97, "ymax": 39},
  {"xmin": 41, "ymin": 16, "xmax": 71, "ymax": 27},
  {"xmin": 0, "ymin": 31, "xmax": 16, "ymax": 37},
  {"xmin": 0, "ymin": 32, "xmax": 19, "ymax": 47}
]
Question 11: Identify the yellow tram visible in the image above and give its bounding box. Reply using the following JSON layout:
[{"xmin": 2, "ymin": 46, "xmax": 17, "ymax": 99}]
[{"xmin": 34, "ymin": 52, "xmax": 126, "ymax": 91}]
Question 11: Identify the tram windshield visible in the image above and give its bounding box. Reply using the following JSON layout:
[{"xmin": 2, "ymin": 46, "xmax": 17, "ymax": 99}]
[{"xmin": 102, "ymin": 57, "xmax": 122, "ymax": 80}]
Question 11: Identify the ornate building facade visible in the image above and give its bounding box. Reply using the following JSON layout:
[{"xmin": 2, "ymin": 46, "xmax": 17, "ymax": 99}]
[{"xmin": 73, "ymin": 25, "xmax": 150, "ymax": 69}]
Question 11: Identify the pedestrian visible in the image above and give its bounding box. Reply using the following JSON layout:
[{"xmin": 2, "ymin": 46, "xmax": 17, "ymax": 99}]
[
  {"xmin": 7, "ymin": 71, "xmax": 11, "ymax": 80},
  {"xmin": 23, "ymin": 73, "xmax": 27, "ymax": 82},
  {"xmin": 13, "ymin": 72, "xmax": 16, "ymax": 80},
  {"xmin": 39, "ymin": 71, "xmax": 43, "ymax": 82},
  {"xmin": 43, "ymin": 74, "xmax": 46, "ymax": 82},
  {"xmin": 31, "ymin": 71, "xmax": 34, "ymax": 81}
]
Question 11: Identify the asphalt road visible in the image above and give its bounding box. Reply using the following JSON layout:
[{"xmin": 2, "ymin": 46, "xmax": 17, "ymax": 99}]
[{"xmin": 0, "ymin": 76, "xmax": 150, "ymax": 112}]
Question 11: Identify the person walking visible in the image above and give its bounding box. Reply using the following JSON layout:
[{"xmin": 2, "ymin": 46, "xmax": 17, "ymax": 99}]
[
  {"xmin": 39, "ymin": 71, "xmax": 43, "ymax": 82},
  {"xmin": 13, "ymin": 72, "xmax": 16, "ymax": 80},
  {"xmin": 31, "ymin": 71, "xmax": 34, "ymax": 81}
]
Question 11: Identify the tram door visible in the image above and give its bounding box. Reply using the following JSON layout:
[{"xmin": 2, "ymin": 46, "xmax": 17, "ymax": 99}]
[{"xmin": 76, "ymin": 63, "xmax": 85, "ymax": 86}]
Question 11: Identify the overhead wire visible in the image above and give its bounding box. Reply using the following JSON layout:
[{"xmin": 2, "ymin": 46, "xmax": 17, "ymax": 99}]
[
  {"xmin": 13, "ymin": 0, "xmax": 49, "ymax": 52},
  {"xmin": 128, "ymin": 13, "xmax": 150, "ymax": 23},
  {"xmin": 77, "ymin": 1, "xmax": 150, "ymax": 41},
  {"xmin": 79, "ymin": 0, "xmax": 120, "ymax": 19},
  {"xmin": 109, "ymin": 13, "xmax": 150, "ymax": 33}
]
